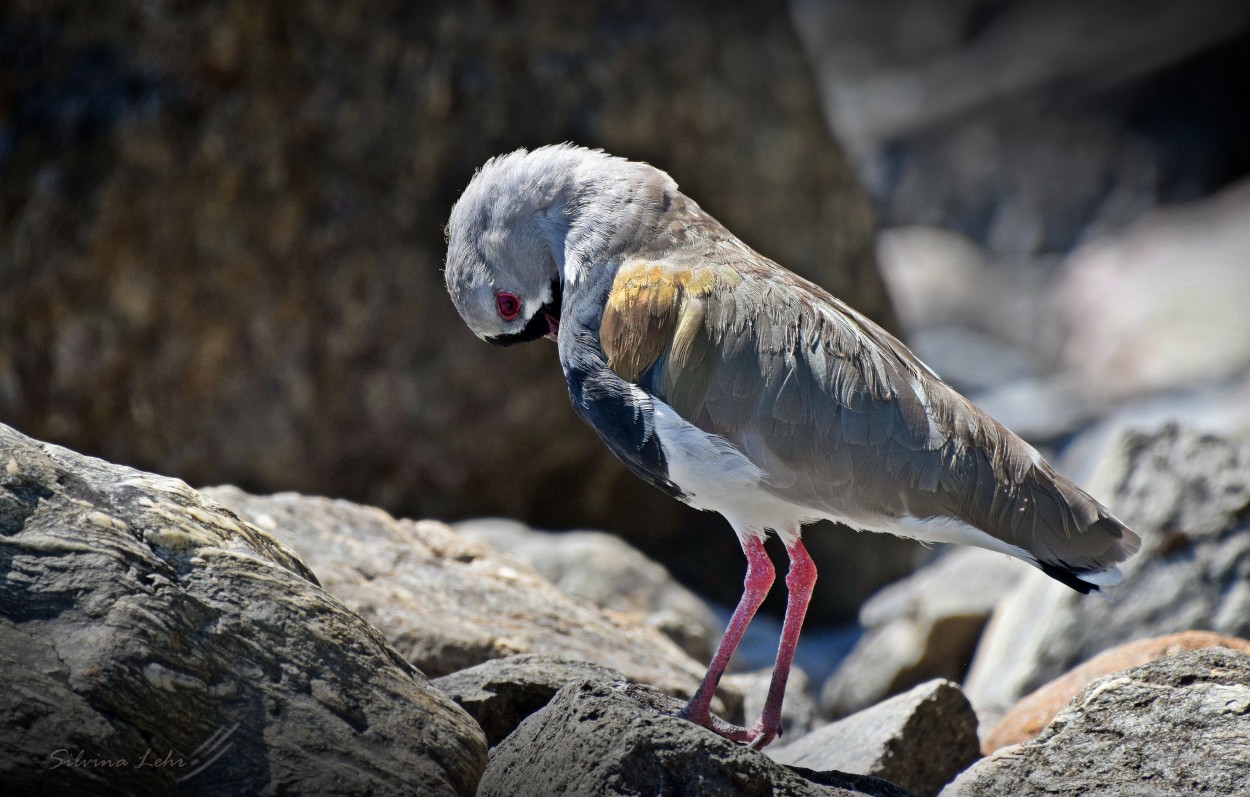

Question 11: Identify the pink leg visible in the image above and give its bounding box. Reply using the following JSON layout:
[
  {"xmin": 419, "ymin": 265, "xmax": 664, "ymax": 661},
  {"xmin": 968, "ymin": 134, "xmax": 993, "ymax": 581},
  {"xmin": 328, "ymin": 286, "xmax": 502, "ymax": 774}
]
[
  {"xmin": 679, "ymin": 534, "xmax": 774, "ymax": 731},
  {"xmin": 747, "ymin": 537, "xmax": 816, "ymax": 749}
]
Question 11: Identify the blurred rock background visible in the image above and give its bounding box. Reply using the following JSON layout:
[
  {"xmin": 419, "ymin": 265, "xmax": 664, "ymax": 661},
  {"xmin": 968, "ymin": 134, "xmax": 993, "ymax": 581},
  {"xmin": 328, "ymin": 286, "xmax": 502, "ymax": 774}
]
[
  {"xmin": 0, "ymin": 0, "xmax": 903, "ymax": 621},
  {"xmin": 3, "ymin": 0, "xmax": 1250, "ymax": 628},
  {"xmin": 792, "ymin": 0, "xmax": 1250, "ymax": 458}
]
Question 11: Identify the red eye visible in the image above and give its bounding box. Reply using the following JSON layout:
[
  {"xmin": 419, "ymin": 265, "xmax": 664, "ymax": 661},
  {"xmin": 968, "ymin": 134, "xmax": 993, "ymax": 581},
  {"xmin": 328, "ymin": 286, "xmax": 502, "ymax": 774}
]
[{"xmin": 495, "ymin": 291, "xmax": 521, "ymax": 321}]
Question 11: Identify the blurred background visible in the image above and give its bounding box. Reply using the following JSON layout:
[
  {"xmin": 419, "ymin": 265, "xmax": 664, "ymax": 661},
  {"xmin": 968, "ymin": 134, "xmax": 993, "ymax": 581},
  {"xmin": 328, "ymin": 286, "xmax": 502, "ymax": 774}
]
[{"xmin": 2, "ymin": 0, "xmax": 1249, "ymax": 626}]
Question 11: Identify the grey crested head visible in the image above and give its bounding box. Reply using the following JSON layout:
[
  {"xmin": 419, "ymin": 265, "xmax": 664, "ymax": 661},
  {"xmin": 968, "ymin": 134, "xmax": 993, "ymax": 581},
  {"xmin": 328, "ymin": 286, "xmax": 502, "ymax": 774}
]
[{"xmin": 444, "ymin": 144, "xmax": 678, "ymax": 345}]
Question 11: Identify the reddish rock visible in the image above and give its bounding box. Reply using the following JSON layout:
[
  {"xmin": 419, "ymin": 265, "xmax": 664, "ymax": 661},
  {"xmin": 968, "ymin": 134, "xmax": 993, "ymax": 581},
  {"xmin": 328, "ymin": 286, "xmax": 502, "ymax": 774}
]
[
  {"xmin": 964, "ymin": 425, "xmax": 1250, "ymax": 728},
  {"xmin": 945, "ymin": 648, "xmax": 1250, "ymax": 797},
  {"xmin": 983, "ymin": 631, "xmax": 1250, "ymax": 754}
]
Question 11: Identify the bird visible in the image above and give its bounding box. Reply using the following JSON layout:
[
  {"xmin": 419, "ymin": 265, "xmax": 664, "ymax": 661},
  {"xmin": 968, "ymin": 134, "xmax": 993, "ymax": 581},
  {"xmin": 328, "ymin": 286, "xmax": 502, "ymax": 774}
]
[{"xmin": 443, "ymin": 144, "xmax": 1141, "ymax": 749}]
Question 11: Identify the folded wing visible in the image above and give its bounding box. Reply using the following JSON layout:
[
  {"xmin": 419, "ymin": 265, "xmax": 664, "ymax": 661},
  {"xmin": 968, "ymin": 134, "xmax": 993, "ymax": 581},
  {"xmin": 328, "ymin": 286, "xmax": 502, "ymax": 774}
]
[{"xmin": 600, "ymin": 254, "xmax": 1140, "ymax": 587}]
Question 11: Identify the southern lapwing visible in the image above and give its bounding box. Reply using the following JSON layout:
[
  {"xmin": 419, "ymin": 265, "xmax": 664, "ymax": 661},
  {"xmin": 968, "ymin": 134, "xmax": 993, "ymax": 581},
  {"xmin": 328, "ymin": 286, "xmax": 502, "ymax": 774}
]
[{"xmin": 443, "ymin": 144, "xmax": 1141, "ymax": 749}]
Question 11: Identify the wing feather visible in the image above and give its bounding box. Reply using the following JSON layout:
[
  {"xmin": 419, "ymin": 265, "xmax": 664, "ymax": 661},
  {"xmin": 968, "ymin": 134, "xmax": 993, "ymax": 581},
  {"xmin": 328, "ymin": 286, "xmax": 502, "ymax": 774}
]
[{"xmin": 599, "ymin": 254, "xmax": 1138, "ymax": 576}]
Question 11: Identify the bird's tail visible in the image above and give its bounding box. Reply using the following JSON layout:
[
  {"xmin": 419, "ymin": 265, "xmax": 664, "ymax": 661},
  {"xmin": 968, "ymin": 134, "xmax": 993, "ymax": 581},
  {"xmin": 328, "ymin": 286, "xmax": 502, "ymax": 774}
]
[{"xmin": 1019, "ymin": 477, "xmax": 1141, "ymax": 597}]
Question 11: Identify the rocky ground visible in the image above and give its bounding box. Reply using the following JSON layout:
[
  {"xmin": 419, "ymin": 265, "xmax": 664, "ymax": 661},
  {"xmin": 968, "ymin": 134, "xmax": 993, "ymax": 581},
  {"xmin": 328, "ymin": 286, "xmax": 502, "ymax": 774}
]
[
  {"xmin": 5, "ymin": 3, "xmax": 1249, "ymax": 794},
  {"xmin": 4, "ymin": 417, "xmax": 1248, "ymax": 795}
]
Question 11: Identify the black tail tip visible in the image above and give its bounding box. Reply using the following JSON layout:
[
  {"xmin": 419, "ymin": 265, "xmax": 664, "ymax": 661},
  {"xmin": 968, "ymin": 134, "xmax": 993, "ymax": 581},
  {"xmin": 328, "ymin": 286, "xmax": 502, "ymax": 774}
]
[
  {"xmin": 1037, "ymin": 559, "xmax": 1117, "ymax": 595},
  {"xmin": 1038, "ymin": 560, "xmax": 1096, "ymax": 594}
]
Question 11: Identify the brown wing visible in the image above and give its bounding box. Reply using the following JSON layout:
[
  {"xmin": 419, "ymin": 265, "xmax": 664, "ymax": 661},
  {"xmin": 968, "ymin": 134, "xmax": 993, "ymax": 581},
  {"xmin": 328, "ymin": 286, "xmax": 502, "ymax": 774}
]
[{"xmin": 600, "ymin": 254, "xmax": 1139, "ymax": 578}]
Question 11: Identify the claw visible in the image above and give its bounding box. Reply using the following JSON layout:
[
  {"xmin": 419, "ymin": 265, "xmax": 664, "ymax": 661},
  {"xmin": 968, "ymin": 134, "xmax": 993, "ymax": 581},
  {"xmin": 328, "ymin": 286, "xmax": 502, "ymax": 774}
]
[{"xmin": 676, "ymin": 709, "xmax": 781, "ymax": 749}]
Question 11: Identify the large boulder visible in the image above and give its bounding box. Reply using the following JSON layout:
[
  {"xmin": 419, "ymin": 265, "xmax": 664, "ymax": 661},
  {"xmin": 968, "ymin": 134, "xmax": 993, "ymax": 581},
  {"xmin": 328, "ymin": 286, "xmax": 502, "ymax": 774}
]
[
  {"xmin": 203, "ymin": 486, "xmax": 725, "ymax": 709},
  {"xmin": 433, "ymin": 654, "xmax": 625, "ymax": 747},
  {"xmin": 964, "ymin": 424, "xmax": 1250, "ymax": 728},
  {"xmin": 0, "ymin": 423, "xmax": 486, "ymax": 795},
  {"xmin": 943, "ymin": 648, "xmax": 1250, "ymax": 796},
  {"xmin": 1053, "ymin": 178, "xmax": 1250, "ymax": 403},
  {"xmin": 794, "ymin": 1, "xmax": 1250, "ymax": 457},
  {"xmin": 772, "ymin": 680, "xmax": 980, "ymax": 797},
  {"xmin": 793, "ymin": 0, "xmax": 1250, "ymax": 254},
  {"xmin": 454, "ymin": 518, "xmax": 722, "ymax": 660},
  {"xmin": 822, "ymin": 548, "xmax": 1017, "ymax": 718},
  {"xmin": 479, "ymin": 680, "xmax": 915, "ymax": 797},
  {"xmin": 0, "ymin": 0, "xmax": 903, "ymax": 622}
]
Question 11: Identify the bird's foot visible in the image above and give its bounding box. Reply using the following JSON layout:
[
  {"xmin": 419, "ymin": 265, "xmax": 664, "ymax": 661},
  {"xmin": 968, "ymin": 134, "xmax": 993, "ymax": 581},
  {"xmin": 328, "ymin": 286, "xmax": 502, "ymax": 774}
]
[
  {"xmin": 677, "ymin": 708, "xmax": 781, "ymax": 750},
  {"xmin": 741, "ymin": 718, "xmax": 780, "ymax": 750}
]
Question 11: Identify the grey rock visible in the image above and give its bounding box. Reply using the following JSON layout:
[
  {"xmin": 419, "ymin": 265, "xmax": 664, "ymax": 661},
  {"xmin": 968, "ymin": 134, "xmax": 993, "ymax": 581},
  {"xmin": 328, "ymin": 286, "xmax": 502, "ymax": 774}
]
[
  {"xmin": 793, "ymin": 0, "xmax": 1250, "ymax": 258},
  {"xmin": 454, "ymin": 518, "xmax": 721, "ymax": 660},
  {"xmin": 722, "ymin": 666, "xmax": 818, "ymax": 739},
  {"xmin": 1053, "ymin": 179, "xmax": 1250, "ymax": 403},
  {"xmin": 966, "ymin": 374, "xmax": 1103, "ymax": 444},
  {"xmin": 1058, "ymin": 373, "xmax": 1250, "ymax": 489},
  {"xmin": 433, "ymin": 654, "xmax": 625, "ymax": 747},
  {"xmin": 726, "ymin": 611, "xmax": 863, "ymax": 691},
  {"xmin": 873, "ymin": 226, "xmax": 991, "ymax": 332},
  {"xmin": 873, "ymin": 225, "xmax": 1048, "ymax": 391},
  {"xmin": 644, "ymin": 608, "xmax": 718, "ymax": 664},
  {"xmin": 943, "ymin": 648, "xmax": 1250, "ymax": 797},
  {"xmin": 965, "ymin": 424, "xmax": 1250, "ymax": 728},
  {"xmin": 907, "ymin": 326, "xmax": 1041, "ymax": 396},
  {"xmin": 773, "ymin": 680, "xmax": 980, "ymax": 797},
  {"xmin": 480, "ymin": 680, "xmax": 915, "ymax": 797},
  {"xmin": 975, "ymin": 365, "xmax": 1250, "ymax": 464},
  {"xmin": 823, "ymin": 549, "xmax": 1017, "ymax": 718},
  {"xmin": 792, "ymin": 0, "xmax": 1249, "ymax": 154},
  {"xmin": 203, "ymin": 487, "xmax": 728, "ymax": 712},
  {"xmin": 0, "ymin": 423, "xmax": 486, "ymax": 795}
]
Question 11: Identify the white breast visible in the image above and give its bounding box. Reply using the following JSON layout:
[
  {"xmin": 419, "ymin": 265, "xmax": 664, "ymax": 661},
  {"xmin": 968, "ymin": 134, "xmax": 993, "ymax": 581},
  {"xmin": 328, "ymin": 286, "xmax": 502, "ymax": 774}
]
[{"xmin": 650, "ymin": 400, "xmax": 817, "ymax": 545}]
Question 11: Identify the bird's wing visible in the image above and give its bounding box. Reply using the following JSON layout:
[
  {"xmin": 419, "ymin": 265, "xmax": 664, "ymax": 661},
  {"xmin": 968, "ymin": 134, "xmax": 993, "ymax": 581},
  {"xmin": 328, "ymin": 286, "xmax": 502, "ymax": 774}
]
[{"xmin": 600, "ymin": 254, "xmax": 1139, "ymax": 580}]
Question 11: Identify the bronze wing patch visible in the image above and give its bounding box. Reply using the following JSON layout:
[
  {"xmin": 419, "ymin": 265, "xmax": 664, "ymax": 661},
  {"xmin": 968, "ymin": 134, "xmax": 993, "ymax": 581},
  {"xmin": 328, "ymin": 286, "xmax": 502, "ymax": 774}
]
[{"xmin": 600, "ymin": 260, "xmax": 722, "ymax": 386}]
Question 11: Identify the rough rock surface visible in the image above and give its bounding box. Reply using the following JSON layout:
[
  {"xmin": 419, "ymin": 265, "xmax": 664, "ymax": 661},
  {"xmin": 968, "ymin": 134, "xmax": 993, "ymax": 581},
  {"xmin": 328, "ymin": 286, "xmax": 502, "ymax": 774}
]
[
  {"xmin": 1056, "ymin": 378, "xmax": 1250, "ymax": 490},
  {"xmin": 0, "ymin": 1, "xmax": 905, "ymax": 621},
  {"xmin": 823, "ymin": 548, "xmax": 1018, "ymax": 718},
  {"xmin": 203, "ymin": 487, "xmax": 725, "ymax": 709},
  {"xmin": 433, "ymin": 654, "xmax": 624, "ymax": 747},
  {"xmin": 480, "ymin": 680, "xmax": 915, "ymax": 797},
  {"xmin": 983, "ymin": 631, "xmax": 1250, "ymax": 753},
  {"xmin": 943, "ymin": 648, "xmax": 1250, "ymax": 797},
  {"xmin": 772, "ymin": 680, "xmax": 980, "ymax": 797},
  {"xmin": 454, "ymin": 518, "xmax": 721, "ymax": 660},
  {"xmin": 965, "ymin": 424, "xmax": 1250, "ymax": 727},
  {"xmin": 0, "ymin": 424, "xmax": 486, "ymax": 795}
]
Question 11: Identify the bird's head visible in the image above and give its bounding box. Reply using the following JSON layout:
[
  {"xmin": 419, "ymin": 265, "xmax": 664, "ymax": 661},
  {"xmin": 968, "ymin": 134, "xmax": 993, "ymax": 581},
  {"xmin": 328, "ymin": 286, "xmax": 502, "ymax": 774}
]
[
  {"xmin": 443, "ymin": 146, "xmax": 579, "ymax": 346},
  {"xmin": 446, "ymin": 144, "xmax": 679, "ymax": 347}
]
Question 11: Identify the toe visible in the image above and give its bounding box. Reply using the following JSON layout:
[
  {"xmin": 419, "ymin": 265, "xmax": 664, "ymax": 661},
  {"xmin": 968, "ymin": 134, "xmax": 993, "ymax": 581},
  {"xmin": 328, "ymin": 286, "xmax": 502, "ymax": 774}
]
[{"xmin": 746, "ymin": 719, "xmax": 781, "ymax": 750}]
